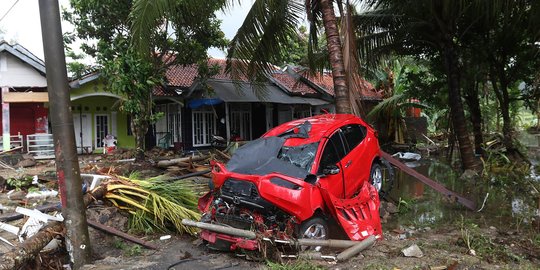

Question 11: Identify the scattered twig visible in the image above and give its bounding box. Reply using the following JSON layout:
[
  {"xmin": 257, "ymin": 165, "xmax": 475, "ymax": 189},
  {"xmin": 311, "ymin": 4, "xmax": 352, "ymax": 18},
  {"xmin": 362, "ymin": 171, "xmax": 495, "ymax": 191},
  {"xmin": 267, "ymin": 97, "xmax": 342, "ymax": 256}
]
[
  {"xmin": 215, "ymin": 149, "xmax": 231, "ymax": 160},
  {"xmin": 477, "ymin": 193, "xmax": 489, "ymax": 212}
]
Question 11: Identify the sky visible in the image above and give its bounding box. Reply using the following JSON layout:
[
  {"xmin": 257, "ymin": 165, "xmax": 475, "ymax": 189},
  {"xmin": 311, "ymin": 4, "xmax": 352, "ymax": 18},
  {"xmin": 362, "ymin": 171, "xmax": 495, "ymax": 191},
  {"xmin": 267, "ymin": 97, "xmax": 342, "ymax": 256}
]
[{"xmin": 0, "ymin": 0, "xmax": 251, "ymax": 61}]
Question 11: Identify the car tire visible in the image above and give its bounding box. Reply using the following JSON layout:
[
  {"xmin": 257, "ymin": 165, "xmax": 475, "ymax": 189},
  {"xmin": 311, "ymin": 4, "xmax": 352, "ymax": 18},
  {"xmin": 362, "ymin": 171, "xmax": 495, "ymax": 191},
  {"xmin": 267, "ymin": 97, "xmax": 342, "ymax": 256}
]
[
  {"xmin": 297, "ymin": 217, "xmax": 328, "ymax": 251},
  {"xmin": 370, "ymin": 163, "xmax": 383, "ymax": 192}
]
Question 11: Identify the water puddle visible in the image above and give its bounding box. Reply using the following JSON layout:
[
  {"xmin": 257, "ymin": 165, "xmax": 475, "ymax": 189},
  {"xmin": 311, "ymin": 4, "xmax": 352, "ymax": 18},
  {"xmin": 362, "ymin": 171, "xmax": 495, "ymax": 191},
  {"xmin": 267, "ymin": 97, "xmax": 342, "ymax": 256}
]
[{"xmin": 385, "ymin": 155, "xmax": 540, "ymax": 230}]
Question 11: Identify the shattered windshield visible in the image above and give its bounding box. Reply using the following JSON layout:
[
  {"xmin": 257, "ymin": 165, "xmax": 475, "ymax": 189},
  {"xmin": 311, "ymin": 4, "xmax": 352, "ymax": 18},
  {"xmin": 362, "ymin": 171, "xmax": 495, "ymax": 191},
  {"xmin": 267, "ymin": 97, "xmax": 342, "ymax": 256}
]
[
  {"xmin": 278, "ymin": 143, "xmax": 318, "ymax": 172},
  {"xmin": 226, "ymin": 136, "xmax": 317, "ymax": 179}
]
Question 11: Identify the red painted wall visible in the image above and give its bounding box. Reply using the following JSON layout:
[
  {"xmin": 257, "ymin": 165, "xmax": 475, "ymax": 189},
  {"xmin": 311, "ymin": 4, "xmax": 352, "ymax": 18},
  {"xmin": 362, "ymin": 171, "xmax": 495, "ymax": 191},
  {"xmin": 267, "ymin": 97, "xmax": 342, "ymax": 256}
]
[{"xmin": 0, "ymin": 103, "xmax": 48, "ymax": 136}]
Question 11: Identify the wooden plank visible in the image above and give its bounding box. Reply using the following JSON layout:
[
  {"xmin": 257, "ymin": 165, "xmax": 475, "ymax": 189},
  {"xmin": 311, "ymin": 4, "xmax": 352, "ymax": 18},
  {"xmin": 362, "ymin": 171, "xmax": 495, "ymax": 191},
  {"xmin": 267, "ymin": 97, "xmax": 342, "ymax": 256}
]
[
  {"xmin": 2, "ymin": 92, "xmax": 49, "ymax": 103},
  {"xmin": 0, "ymin": 203, "xmax": 61, "ymax": 222},
  {"xmin": 380, "ymin": 151, "xmax": 476, "ymax": 210},
  {"xmin": 86, "ymin": 219, "xmax": 159, "ymax": 250}
]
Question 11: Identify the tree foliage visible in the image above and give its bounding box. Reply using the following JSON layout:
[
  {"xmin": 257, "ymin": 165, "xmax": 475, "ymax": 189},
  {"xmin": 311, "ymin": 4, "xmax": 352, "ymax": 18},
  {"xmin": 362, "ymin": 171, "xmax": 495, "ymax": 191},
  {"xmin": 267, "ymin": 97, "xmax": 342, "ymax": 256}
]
[{"xmin": 356, "ymin": 0, "xmax": 539, "ymax": 167}]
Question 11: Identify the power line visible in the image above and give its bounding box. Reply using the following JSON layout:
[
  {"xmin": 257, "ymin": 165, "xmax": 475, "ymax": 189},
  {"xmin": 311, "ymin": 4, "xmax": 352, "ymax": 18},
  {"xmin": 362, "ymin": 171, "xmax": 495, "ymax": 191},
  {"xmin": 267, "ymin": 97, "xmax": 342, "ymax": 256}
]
[{"xmin": 0, "ymin": 0, "xmax": 20, "ymax": 23}]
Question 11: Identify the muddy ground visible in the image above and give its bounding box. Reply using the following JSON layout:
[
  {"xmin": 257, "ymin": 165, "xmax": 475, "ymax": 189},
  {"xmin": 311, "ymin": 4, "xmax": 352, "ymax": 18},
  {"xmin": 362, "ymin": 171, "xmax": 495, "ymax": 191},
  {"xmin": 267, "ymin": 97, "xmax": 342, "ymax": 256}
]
[{"xmin": 1, "ymin": 150, "xmax": 539, "ymax": 270}]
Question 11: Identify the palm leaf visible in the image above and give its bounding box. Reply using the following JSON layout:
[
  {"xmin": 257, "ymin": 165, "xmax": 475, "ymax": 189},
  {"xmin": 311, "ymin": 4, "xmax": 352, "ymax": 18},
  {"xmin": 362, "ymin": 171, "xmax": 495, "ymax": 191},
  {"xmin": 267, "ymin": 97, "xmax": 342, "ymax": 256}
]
[
  {"xmin": 103, "ymin": 178, "xmax": 202, "ymax": 235},
  {"xmin": 130, "ymin": 0, "xmax": 172, "ymax": 54},
  {"xmin": 226, "ymin": 0, "xmax": 304, "ymax": 82},
  {"xmin": 367, "ymin": 93, "xmax": 405, "ymax": 120}
]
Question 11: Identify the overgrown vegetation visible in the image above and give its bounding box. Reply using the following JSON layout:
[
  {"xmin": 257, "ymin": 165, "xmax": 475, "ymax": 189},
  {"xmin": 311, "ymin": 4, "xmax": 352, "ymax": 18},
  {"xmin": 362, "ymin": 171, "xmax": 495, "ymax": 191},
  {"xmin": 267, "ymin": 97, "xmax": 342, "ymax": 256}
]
[{"xmin": 457, "ymin": 216, "xmax": 520, "ymax": 263}]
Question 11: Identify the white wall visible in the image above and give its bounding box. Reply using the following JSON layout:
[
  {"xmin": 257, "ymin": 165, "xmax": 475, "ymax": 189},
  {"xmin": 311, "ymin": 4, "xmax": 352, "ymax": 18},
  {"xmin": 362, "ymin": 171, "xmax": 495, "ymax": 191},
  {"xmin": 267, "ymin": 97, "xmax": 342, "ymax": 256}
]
[{"xmin": 0, "ymin": 52, "xmax": 47, "ymax": 87}]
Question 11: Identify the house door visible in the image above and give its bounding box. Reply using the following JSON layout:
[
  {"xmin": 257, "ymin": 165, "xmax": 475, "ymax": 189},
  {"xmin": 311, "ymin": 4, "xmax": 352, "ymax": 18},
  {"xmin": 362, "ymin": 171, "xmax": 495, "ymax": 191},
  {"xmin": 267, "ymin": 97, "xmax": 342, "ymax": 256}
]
[
  {"xmin": 73, "ymin": 113, "xmax": 92, "ymax": 153},
  {"xmin": 95, "ymin": 114, "xmax": 109, "ymax": 148},
  {"xmin": 192, "ymin": 107, "xmax": 216, "ymax": 147},
  {"xmin": 230, "ymin": 104, "xmax": 251, "ymax": 141},
  {"xmin": 155, "ymin": 104, "xmax": 168, "ymax": 146}
]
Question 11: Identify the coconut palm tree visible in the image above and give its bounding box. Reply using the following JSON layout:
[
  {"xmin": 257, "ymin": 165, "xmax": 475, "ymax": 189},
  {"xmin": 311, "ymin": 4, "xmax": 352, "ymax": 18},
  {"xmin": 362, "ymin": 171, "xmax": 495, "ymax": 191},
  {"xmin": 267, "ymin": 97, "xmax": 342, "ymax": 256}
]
[
  {"xmin": 130, "ymin": 0, "xmax": 357, "ymax": 114},
  {"xmin": 355, "ymin": 0, "xmax": 485, "ymax": 170}
]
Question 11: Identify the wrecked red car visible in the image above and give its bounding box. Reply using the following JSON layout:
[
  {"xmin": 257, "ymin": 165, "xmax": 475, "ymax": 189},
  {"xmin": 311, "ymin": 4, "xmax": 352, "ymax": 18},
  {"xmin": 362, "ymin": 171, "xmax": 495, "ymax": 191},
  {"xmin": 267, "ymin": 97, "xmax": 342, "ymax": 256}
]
[{"xmin": 198, "ymin": 114, "xmax": 383, "ymax": 251}]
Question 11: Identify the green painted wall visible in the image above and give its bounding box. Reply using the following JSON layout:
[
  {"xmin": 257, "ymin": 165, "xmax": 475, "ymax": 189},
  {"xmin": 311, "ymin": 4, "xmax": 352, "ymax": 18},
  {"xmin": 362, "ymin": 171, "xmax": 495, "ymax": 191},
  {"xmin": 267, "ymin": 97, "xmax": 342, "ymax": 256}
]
[{"xmin": 70, "ymin": 80, "xmax": 135, "ymax": 150}]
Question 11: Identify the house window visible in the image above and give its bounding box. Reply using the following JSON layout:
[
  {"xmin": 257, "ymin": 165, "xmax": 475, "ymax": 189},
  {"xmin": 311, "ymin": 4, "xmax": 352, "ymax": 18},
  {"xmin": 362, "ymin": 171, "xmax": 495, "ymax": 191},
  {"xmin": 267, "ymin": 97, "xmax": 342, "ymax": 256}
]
[
  {"xmin": 167, "ymin": 103, "xmax": 182, "ymax": 144},
  {"xmin": 95, "ymin": 114, "xmax": 109, "ymax": 147},
  {"xmin": 230, "ymin": 104, "xmax": 251, "ymax": 141},
  {"xmin": 192, "ymin": 107, "xmax": 216, "ymax": 147}
]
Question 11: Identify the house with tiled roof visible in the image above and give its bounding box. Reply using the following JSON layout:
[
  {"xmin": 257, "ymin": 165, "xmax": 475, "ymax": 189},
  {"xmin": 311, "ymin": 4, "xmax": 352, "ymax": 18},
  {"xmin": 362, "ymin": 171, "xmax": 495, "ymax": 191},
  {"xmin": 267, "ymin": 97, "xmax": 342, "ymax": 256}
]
[
  {"xmin": 152, "ymin": 58, "xmax": 334, "ymax": 149},
  {"xmin": 70, "ymin": 58, "xmax": 381, "ymax": 151}
]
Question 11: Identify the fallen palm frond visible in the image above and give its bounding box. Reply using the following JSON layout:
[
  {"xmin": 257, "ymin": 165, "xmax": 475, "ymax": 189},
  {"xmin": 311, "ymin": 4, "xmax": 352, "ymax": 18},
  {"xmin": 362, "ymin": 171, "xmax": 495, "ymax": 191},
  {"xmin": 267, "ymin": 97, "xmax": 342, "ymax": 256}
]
[
  {"xmin": 119, "ymin": 174, "xmax": 209, "ymax": 209},
  {"xmin": 103, "ymin": 178, "xmax": 201, "ymax": 235}
]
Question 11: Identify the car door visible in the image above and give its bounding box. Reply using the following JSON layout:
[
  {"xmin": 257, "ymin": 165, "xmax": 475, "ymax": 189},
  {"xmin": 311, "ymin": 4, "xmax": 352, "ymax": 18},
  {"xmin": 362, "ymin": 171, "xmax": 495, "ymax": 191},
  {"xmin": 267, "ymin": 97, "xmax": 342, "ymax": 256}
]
[
  {"xmin": 339, "ymin": 124, "xmax": 369, "ymax": 197},
  {"xmin": 316, "ymin": 130, "xmax": 347, "ymax": 199}
]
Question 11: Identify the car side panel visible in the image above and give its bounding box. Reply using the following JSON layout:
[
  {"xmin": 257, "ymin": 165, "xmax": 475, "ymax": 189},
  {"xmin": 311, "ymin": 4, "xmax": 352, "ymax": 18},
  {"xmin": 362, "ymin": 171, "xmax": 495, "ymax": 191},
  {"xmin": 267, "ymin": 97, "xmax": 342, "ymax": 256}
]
[{"xmin": 343, "ymin": 129, "xmax": 380, "ymax": 197}]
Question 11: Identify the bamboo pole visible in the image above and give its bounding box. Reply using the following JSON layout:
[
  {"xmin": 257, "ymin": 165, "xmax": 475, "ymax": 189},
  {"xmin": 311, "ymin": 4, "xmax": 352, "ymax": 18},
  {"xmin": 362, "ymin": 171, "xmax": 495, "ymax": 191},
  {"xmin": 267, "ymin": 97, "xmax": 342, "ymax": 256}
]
[
  {"xmin": 336, "ymin": 235, "xmax": 376, "ymax": 261},
  {"xmin": 157, "ymin": 155, "xmax": 209, "ymax": 168},
  {"xmin": 182, "ymin": 219, "xmax": 257, "ymax": 239},
  {"xmin": 182, "ymin": 219, "xmax": 379, "ymax": 249}
]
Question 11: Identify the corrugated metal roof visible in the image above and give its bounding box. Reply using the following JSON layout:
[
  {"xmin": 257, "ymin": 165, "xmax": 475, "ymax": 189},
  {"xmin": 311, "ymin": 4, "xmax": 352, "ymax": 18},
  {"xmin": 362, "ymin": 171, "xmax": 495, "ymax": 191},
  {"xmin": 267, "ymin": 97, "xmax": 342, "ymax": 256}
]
[{"xmin": 204, "ymin": 79, "xmax": 329, "ymax": 106}]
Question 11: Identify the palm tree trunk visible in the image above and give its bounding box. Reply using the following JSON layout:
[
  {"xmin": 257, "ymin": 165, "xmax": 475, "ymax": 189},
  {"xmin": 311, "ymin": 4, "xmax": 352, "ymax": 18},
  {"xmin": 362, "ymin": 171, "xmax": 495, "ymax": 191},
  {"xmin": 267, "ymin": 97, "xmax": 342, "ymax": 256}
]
[
  {"xmin": 320, "ymin": 0, "xmax": 351, "ymax": 114},
  {"xmin": 442, "ymin": 43, "xmax": 479, "ymax": 170},
  {"xmin": 465, "ymin": 81, "xmax": 484, "ymax": 156}
]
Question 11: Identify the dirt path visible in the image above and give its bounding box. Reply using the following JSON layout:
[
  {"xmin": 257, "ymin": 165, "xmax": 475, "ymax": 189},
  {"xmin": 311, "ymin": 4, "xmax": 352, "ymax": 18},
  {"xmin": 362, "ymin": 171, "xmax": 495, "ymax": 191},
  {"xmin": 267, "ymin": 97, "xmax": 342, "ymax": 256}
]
[{"xmin": 79, "ymin": 221, "xmax": 539, "ymax": 270}]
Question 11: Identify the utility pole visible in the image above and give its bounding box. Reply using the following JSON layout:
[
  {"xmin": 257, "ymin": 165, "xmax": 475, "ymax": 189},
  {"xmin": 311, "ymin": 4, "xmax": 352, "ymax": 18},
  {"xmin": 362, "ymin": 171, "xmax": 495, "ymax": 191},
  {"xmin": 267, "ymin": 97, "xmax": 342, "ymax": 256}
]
[{"xmin": 38, "ymin": 1, "xmax": 92, "ymax": 268}]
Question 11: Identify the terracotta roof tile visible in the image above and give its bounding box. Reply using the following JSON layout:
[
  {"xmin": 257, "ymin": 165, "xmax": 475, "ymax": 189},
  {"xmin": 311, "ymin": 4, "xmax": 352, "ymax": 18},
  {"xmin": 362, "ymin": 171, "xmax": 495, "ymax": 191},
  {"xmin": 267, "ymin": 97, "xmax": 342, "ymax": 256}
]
[
  {"xmin": 165, "ymin": 59, "xmax": 251, "ymax": 88},
  {"xmin": 294, "ymin": 68, "xmax": 382, "ymax": 100},
  {"xmin": 152, "ymin": 85, "xmax": 178, "ymax": 96},
  {"xmin": 270, "ymin": 73, "xmax": 318, "ymax": 95},
  {"xmin": 163, "ymin": 58, "xmax": 382, "ymax": 100}
]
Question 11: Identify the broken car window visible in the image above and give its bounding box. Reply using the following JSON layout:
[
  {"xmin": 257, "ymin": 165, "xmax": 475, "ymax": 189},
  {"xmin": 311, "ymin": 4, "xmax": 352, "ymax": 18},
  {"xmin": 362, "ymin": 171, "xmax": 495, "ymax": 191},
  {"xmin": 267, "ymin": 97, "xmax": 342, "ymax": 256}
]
[
  {"xmin": 226, "ymin": 136, "xmax": 313, "ymax": 179},
  {"xmin": 278, "ymin": 142, "xmax": 318, "ymax": 171}
]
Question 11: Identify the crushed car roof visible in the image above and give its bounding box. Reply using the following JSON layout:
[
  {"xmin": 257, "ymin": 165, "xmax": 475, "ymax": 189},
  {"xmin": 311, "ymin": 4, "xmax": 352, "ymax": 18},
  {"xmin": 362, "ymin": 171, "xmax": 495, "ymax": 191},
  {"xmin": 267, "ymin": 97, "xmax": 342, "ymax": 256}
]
[{"xmin": 263, "ymin": 114, "xmax": 367, "ymax": 145}]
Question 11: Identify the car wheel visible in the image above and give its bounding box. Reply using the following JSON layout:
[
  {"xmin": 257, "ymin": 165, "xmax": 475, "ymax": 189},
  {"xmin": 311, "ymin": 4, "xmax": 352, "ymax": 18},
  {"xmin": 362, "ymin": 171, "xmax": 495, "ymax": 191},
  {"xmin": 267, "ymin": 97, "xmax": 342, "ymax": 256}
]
[
  {"xmin": 297, "ymin": 217, "xmax": 328, "ymax": 251},
  {"xmin": 370, "ymin": 163, "xmax": 383, "ymax": 192}
]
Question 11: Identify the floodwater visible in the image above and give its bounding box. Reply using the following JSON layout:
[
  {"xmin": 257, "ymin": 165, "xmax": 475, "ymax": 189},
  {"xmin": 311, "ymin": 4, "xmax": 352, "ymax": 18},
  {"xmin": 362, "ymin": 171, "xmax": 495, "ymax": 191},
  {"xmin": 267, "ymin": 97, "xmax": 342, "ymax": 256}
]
[{"xmin": 385, "ymin": 142, "xmax": 540, "ymax": 230}]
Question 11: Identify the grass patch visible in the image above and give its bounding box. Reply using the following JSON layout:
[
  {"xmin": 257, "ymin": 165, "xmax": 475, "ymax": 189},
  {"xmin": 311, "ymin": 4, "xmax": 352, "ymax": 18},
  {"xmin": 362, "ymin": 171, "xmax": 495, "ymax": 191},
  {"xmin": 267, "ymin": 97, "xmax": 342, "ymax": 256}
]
[
  {"xmin": 266, "ymin": 260, "xmax": 325, "ymax": 270},
  {"xmin": 457, "ymin": 216, "xmax": 521, "ymax": 263},
  {"xmin": 113, "ymin": 239, "xmax": 143, "ymax": 256}
]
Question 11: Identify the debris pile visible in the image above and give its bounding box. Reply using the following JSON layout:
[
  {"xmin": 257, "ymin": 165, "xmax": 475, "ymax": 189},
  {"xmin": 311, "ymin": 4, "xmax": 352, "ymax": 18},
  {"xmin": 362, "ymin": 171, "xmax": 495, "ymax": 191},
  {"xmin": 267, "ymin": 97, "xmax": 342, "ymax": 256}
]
[{"xmin": 0, "ymin": 163, "xmax": 207, "ymax": 269}]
